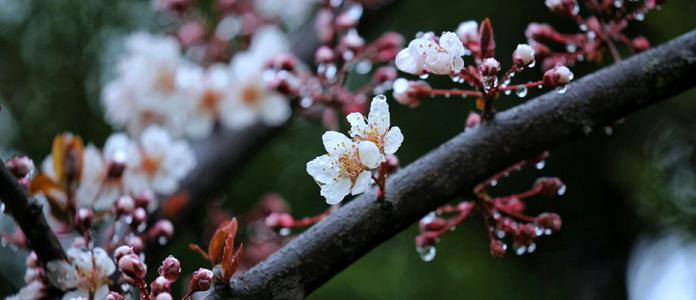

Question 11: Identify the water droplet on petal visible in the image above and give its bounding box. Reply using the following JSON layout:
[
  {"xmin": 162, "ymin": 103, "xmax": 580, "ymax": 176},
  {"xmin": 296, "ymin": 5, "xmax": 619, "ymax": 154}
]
[
  {"xmin": 515, "ymin": 86, "xmax": 528, "ymax": 98},
  {"xmin": 419, "ymin": 73, "xmax": 429, "ymax": 80},
  {"xmin": 417, "ymin": 246, "xmax": 437, "ymax": 262},
  {"xmin": 528, "ymin": 60, "xmax": 536, "ymax": 68}
]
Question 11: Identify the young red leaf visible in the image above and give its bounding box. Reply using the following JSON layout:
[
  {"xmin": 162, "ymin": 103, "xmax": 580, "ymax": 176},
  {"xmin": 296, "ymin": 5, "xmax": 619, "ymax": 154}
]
[{"xmin": 479, "ymin": 18, "xmax": 496, "ymax": 59}]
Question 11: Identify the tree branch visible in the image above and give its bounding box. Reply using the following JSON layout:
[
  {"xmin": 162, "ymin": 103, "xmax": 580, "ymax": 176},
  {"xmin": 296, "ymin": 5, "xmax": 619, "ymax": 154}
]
[
  {"xmin": 0, "ymin": 160, "xmax": 66, "ymax": 265},
  {"xmin": 211, "ymin": 29, "xmax": 696, "ymax": 299}
]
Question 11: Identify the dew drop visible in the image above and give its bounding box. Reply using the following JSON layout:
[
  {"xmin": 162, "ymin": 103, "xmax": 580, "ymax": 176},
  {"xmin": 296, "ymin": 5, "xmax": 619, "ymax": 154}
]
[
  {"xmin": 496, "ymin": 230, "xmax": 506, "ymax": 239},
  {"xmin": 444, "ymin": 93, "xmax": 450, "ymax": 98},
  {"xmin": 419, "ymin": 73, "xmax": 429, "ymax": 80},
  {"xmin": 137, "ymin": 223, "xmax": 146, "ymax": 233},
  {"xmin": 535, "ymin": 227, "xmax": 544, "ymax": 237},
  {"xmin": 121, "ymin": 283, "xmax": 131, "ymax": 292},
  {"xmin": 504, "ymin": 90, "xmax": 512, "ymax": 95},
  {"xmin": 515, "ymin": 86, "xmax": 528, "ymax": 98},
  {"xmin": 355, "ymin": 60, "xmax": 373, "ymax": 74},
  {"xmin": 537, "ymin": 84, "xmax": 543, "ymax": 89},
  {"xmin": 614, "ymin": 0, "xmax": 623, "ymax": 8},
  {"xmin": 451, "ymin": 75, "xmax": 461, "ymax": 83},
  {"xmin": 579, "ymin": 24, "xmax": 588, "ymax": 32},
  {"xmin": 535, "ymin": 161, "xmax": 546, "ymax": 170},
  {"xmin": 158, "ymin": 236, "xmax": 168, "ymax": 245},
  {"xmin": 604, "ymin": 126, "xmax": 614, "ymax": 136},
  {"xmin": 490, "ymin": 180, "xmax": 498, "ymax": 187},
  {"xmin": 566, "ymin": 43, "xmax": 577, "ymax": 53},
  {"xmin": 460, "ymin": 94, "xmax": 467, "ymax": 99},
  {"xmin": 417, "ymin": 246, "xmax": 437, "ymax": 262},
  {"xmin": 515, "ymin": 246, "xmax": 526, "ymax": 255},
  {"xmin": 449, "ymin": 226, "xmax": 456, "ymax": 232},
  {"xmin": 527, "ymin": 242, "xmax": 537, "ymax": 253},
  {"xmin": 279, "ymin": 228, "xmax": 291, "ymax": 236},
  {"xmin": 558, "ymin": 184, "xmax": 567, "ymax": 196},
  {"xmin": 587, "ymin": 31, "xmax": 597, "ymax": 40},
  {"xmin": 528, "ymin": 60, "xmax": 536, "ymax": 68},
  {"xmin": 635, "ymin": 12, "xmax": 645, "ymax": 21},
  {"xmin": 544, "ymin": 228, "xmax": 553, "ymax": 235},
  {"xmin": 125, "ymin": 216, "xmax": 133, "ymax": 224},
  {"xmin": 300, "ymin": 97, "xmax": 313, "ymax": 108},
  {"xmin": 557, "ymin": 85, "xmax": 568, "ymax": 94}
]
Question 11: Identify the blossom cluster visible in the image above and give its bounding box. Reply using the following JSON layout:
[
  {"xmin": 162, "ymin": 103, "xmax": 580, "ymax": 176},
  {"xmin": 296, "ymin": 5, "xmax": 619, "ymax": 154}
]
[
  {"xmin": 392, "ymin": 19, "xmax": 574, "ymax": 119},
  {"xmin": 529, "ymin": 0, "xmax": 663, "ymax": 69},
  {"xmin": 307, "ymin": 95, "xmax": 403, "ymax": 204}
]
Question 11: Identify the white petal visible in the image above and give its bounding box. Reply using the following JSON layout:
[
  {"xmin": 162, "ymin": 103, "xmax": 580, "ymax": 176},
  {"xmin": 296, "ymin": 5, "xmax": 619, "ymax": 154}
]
[
  {"xmin": 358, "ymin": 141, "xmax": 382, "ymax": 169},
  {"xmin": 62, "ymin": 289, "xmax": 89, "ymax": 300},
  {"xmin": 260, "ymin": 94, "xmax": 291, "ymax": 126},
  {"xmin": 94, "ymin": 285, "xmax": 111, "ymax": 300},
  {"xmin": 320, "ymin": 177, "xmax": 352, "ymax": 205},
  {"xmin": 368, "ymin": 95, "xmax": 390, "ymax": 134},
  {"xmin": 322, "ymin": 131, "xmax": 353, "ymax": 156},
  {"xmin": 93, "ymin": 248, "xmax": 116, "ymax": 278},
  {"xmin": 346, "ymin": 112, "xmax": 368, "ymax": 138},
  {"xmin": 395, "ymin": 48, "xmax": 423, "ymax": 75},
  {"xmin": 351, "ymin": 171, "xmax": 372, "ymax": 195},
  {"xmin": 383, "ymin": 127, "xmax": 404, "ymax": 155},
  {"xmin": 306, "ymin": 155, "xmax": 339, "ymax": 184},
  {"xmin": 439, "ymin": 31, "xmax": 465, "ymax": 57}
]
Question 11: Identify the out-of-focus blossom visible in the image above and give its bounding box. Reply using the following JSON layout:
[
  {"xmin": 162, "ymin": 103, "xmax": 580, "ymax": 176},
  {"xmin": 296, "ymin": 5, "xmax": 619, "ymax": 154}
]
[
  {"xmin": 102, "ymin": 32, "xmax": 191, "ymax": 137},
  {"xmin": 221, "ymin": 26, "xmax": 291, "ymax": 129},
  {"xmin": 178, "ymin": 63, "xmax": 234, "ymax": 139},
  {"xmin": 254, "ymin": 0, "xmax": 321, "ymax": 29},
  {"xmin": 455, "ymin": 20, "xmax": 478, "ymax": 44},
  {"xmin": 45, "ymin": 247, "xmax": 116, "ymax": 300},
  {"xmin": 122, "ymin": 126, "xmax": 196, "ymax": 195}
]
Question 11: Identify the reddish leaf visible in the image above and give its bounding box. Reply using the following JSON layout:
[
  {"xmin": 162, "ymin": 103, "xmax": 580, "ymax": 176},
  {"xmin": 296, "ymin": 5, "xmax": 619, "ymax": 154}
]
[
  {"xmin": 208, "ymin": 218, "xmax": 238, "ymax": 264},
  {"xmin": 222, "ymin": 237, "xmax": 244, "ymax": 283},
  {"xmin": 479, "ymin": 18, "xmax": 496, "ymax": 59}
]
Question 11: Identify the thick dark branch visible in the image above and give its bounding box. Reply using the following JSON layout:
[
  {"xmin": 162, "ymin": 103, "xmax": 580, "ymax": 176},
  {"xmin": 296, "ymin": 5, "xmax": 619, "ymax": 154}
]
[
  {"xmin": 212, "ymin": 29, "xmax": 696, "ymax": 299},
  {"xmin": 0, "ymin": 160, "xmax": 66, "ymax": 264}
]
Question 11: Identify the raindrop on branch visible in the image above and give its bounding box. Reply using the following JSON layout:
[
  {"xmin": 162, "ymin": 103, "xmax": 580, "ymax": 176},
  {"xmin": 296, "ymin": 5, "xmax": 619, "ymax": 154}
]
[
  {"xmin": 417, "ymin": 246, "xmax": 437, "ymax": 262},
  {"xmin": 515, "ymin": 86, "xmax": 528, "ymax": 98},
  {"xmin": 535, "ymin": 161, "xmax": 545, "ymax": 170}
]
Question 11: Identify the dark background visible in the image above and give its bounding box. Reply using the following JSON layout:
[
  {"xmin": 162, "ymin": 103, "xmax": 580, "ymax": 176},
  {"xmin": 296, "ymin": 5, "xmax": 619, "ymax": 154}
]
[{"xmin": 1, "ymin": 0, "xmax": 696, "ymax": 299}]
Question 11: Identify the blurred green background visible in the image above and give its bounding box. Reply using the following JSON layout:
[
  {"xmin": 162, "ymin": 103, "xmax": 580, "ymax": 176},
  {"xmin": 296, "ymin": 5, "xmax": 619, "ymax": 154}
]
[{"xmin": 1, "ymin": 0, "xmax": 696, "ymax": 299}]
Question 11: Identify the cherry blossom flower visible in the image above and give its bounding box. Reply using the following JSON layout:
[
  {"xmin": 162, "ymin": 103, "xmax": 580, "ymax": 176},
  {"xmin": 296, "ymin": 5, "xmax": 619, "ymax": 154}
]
[
  {"xmin": 102, "ymin": 32, "xmax": 190, "ymax": 137},
  {"xmin": 6, "ymin": 281, "xmax": 45, "ymax": 300},
  {"xmin": 395, "ymin": 31, "xmax": 466, "ymax": 75},
  {"xmin": 221, "ymin": 26, "xmax": 291, "ymax": 129},
  {"xmin": 178, "ymin": 63, "xmax": 233, "ymax": 139},
  {"xmin": 512, "ymin": 44, "xmax": 536, "ymax": 67},
  {"xmin": 456, "ymin": 20, "xmax": 478, "ymax": 44},
  {"xmin": 306, "ymin": 132, "xmax": 381, "ymax": 204},
  {"xmin": 254, "ymin": 0, "xmax": 321, "ymax": 29},
  {"xmin": 307, "ymin": 95, "xmax": 403, "ymax": 204},
  {"xmin": 122, "ymin": 126, "xmax": 196, "ymax": 195},
  {"xmin": 346, "ymin": 95, "xmax": 404, "ymax": 157},
  {"xmin": 45, "ymin": 247, "xmax": 116, "ymax": 300}
]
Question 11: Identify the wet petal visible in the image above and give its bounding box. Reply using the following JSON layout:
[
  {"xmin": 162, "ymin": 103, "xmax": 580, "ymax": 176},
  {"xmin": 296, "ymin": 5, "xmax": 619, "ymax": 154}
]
[
  {"xmin": 322, "ymin": 131, "xmax": 353, "ymax": 156},
  {"xmin": 368, "ymin": 95, "xmax": 390, "ymax": 134},
  {"xmin": 351, "ymin": 171, "xmax": 372, "ymax": 195},
  {"xmin": 358, "ymin": 141, "xmax": 382, "ymax": 169},
  {"xmin": 306, "ymin": 155, "xmax": 339, "ymax": 184},
  {"xmin": 384, "ymin": 127, "xmax": 404, "ymax": 155},
  {"xmin": 320, "ymin": 177, "xmax": 352, "ymax": 205},
  {"xmin": 346, "ymin": 112, "xmax": 368, "ymax": 138}
]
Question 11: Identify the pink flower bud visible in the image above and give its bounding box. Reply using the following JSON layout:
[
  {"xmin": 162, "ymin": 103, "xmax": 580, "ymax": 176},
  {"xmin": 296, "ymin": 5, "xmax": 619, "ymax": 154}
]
[
  {"xmin": 537, "ymin": 213, "xmax": 562, "ymax": 231},
  {"xmin": 512, "ymin": 44, "xmax": 535, "ymax": 67},
  {"xmin": 534, "ymin": 177, "xmax": 564, "ymax": 197},
  {"xmin": 525, "ymin": 23, "xmax": 555, "ymax": 40},
  {"xmin": 118, "ymin": 254, "xmax": 147, "ymax": 280},
  {"xmin": 392, "ymin": 78, "xmax": 431, "ymax": 107},
  {"xmin": 127, "ymin": 236, "xmax": 145, "ymax": 253},
  {"xmin": 456, "ymin": 20, "xmax": 478, "ymax": 44},
  {"xmin": 106, "ymin": 292, "xmax": 125, "ymax": 300},
  {"xmin": 132, "ymin": 207, "xmax": 147, "ymax": 226},
  {"xmin": 465, "ymin": 112, "xmax": 481, "ymax": 129},
  {"xmin": 479, "ymin": 58, "xmax": 501, "ymax": 76},
  {"xmin": 265, "ymin": 212, "xmax": 295, "ymax": 230},
  {"xmin": 543, "ymin": 65, "xmax": 573, "ymax": 86},
  {"xmin": 314, "ymin": 46, "xmax": 335, "ymax": 64},
  {"xmin": 150, "ymin": 220, "xmax": 175, "ymax": 239},
  {"xmin": 113, "ymin": 245, "xmax": 134, "ymax": 263},
  {"xmin": 190, "ymin": 268, "xmax": 214, "ymax": 293},
  {"xmin": 489, "ymin": 240, "xmax": 507, "ymax": 258},
  {"xmin": 150, "ymin": 276, "xmax": 172, "ymax": 296},
  {"xmin": 373, "ymin": 66, "xmax": 398, "ymax": 83},
  {"xmin": 158, "ymin": 256, "xmax": 181, "ymax": 281},
  {"xmin": 632, "ymin": 36, "xmax": 650, "ymax": 52},
  {"xmin": 75, "ymin": 208, "xmax": 93, "ymax": 229},
  {"xmin": 5, "ymin": 156, "xmax": 34, "ymax": 179},
  {"xmin": 116, "ymin": 195, "xmax": 135, "ymax": 215}
]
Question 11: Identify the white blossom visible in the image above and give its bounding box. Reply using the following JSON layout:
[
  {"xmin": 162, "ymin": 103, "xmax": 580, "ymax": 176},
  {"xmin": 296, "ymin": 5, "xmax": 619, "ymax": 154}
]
[
  {"xmin": 455, "ymin": 20, "xmax": 478, "ymax": 44},
  {"xmin": 178, "ymin": 63, "xmax": 234, "ymax": 139},
  {"xmin": 102, "ymin": 32, "xmax": 191, "ymax": 137},
  {"xmin": 221, "ymin": 26, "xmax": 291, "ymax": 129},
  {"xmin": 346, "ymin": 95, "xmax": 404, "ymax": 156},
  {"xmin": 6, "ymin": 281, "xmax": 45, "ymax": 300},
  {"xmin": 512, "ymin": 44, "xmax": 536, "ymax": 66},
  {"xmin": 45, "ymin": 247, "xmax": 115, "ymax": 300},
  {"xmin": 122, "ymin": 126, "xmax": 196, "ymax": 195},
  {"xmin": 306, "ymin": 95, "xmax": 403, "ymax": 204},
  {"xmin": 254, "ymin": 0, "xmax": 321, "ymax": 29},
  {"xmin": 395, "ymin": 32, "xmax": 466, "ymax": 75}
]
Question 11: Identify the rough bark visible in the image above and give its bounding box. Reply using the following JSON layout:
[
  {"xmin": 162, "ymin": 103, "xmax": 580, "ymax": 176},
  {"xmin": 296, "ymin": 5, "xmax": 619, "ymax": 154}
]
[
  {"xmin": 211, "ymin": 29, "xmax": 696, "ymax": 299},
  {"xmin": 0, "ymin": 160, "xmax": 66, "ymax": 265}
]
